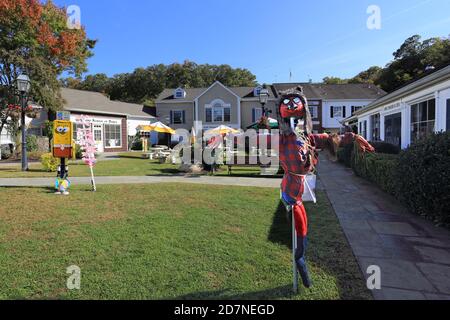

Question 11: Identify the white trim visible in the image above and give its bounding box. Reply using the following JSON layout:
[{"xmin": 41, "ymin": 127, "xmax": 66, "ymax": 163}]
[
  {"xmin": 194, "ymin": 81, "xmax": 241, "ymax": 101},
  {"xmin": 171, "ymin": 109, "xmax": 185, "ymax": 124},
  {"xmin": 104, "ymin": 122, "xmax": 123, "ymax": 149},
  {"xmin": 204, "ymin": 99, "xmax": 232, "ymax": 123}
]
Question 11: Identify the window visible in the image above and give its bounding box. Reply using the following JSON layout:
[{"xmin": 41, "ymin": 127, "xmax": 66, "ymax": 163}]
[
  {"xmin": 446, "ymin": 99, "xmax": 450, "ymax": 132},
  {"xmin": 359, "ymin": 120, "xmax": 367, "ymax": 139},
  {"xmin": 104, "ymin": 124, "xmax": 121, "ymax": 148},
  {"xmin": 309, "ymin": 105, "xmax": 318, "ymax": 119},
  {"xmin": 351, "ymin": 106, "xmax": 363, "ymax": 116},
  {"xmin": 411, "ymin": 98, "xmax": 435, "ymax": 143},
  {"xmin": 93, "ymin": 125, "xmax": 102, "ymax": 141},
  {"xmin": 73, "ymin": 123, "xmax": 86, "ymax": 140},
  {"xmin": 206, "ymin": 108, "xmax": 212, "ymax": 123},
  {"xmin": 205, "ymin": 101, "xmax": 231, "ymax": 123},
  {"xmin": 331, "ymin": 106, "xmax": 345, "ymax": 118},
  {"xmin": 370, "ymin": 114, "xmax": 381, "ymax": 141},
  {"xmin": 254, "ymin": 87, "xmax": 262, "ymax": 96},
  {"xmin": 174, "ymin": 88, "xmax": 185, "ymax": 99},
  {"xmin": 252, "ymin": 108, "xmax": 263, "ymax": 122},
  {"xmin": 172, "ymin": 110, "xmax": 184, "ymax": 124}
]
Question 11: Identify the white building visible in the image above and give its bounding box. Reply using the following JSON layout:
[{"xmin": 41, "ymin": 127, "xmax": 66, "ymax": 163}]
[
  {"xmin": 1, "ymin": 88, "xmax": 156, "ymax": 153},
  {"xmin": 345, "ymin": 65, "xmax": 450, "ymax": 149}
]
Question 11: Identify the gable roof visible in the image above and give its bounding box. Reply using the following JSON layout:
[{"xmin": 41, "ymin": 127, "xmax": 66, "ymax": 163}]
[
  {"xmin": 61, "ymin": 88, "xmax": 155, "ymax": 118},
  {"xmin": 156, "ymin": 82, "xmax": 277, "ymax": 103},
  {"xmin": 272, "ymin": 83, "xmax": 386, "ymax": 100}
]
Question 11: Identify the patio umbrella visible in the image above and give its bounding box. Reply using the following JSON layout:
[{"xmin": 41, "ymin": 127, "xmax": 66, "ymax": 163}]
[
  {"xmin": 205, "ymin": 125, "xmax": 240, "ymax": 136},
  {"xmin": 247, "ymin": 117, "xmax": 279, "ymax": 130},
  {"xmin": 138, "ymin": 122, "xmax": 176, "ymax": 135}
]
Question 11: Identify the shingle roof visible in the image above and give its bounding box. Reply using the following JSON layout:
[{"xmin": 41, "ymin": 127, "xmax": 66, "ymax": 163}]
[
  {"xmin": 156, "ymin": 83, "xmax": 277, "ymax": 103},
  {"xmin": 61, "ymin": 88, "xmax": 155, "ymax": 118},
  {"xmin": 156, "ymin": 82, "xmax": 385, "ymax": 103},
  {"xmin": 272, "ymin": 83, "xmax": 386, "ymax": 100}
]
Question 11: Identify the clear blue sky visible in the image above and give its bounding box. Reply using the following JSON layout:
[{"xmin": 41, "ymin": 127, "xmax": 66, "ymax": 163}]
[{"xmin": 54, "ymin": 0, "xmax": 450, "ymax": 84}]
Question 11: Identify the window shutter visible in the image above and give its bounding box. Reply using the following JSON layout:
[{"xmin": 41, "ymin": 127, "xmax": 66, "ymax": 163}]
[
  {"xmin": 169, "ymin": 111, "xmax": 173, "ymax": 124},
  {"xmin": 252, "ymin": 108, "xmax": 256, "ymax": 123},
  {"xmin": 182, "ymin": 110, "xmax": 186, "ymax": 124},
  {"xmin": 343, "ymin": 107, "xmax": 346, "ymax": 118},
  {"xmin": 330, "ymin": 106, "xmax": 334, "ymax": 118},
  {"xmin": 351, "ymin": 106, "xmax": 355, "ymax": 115}
]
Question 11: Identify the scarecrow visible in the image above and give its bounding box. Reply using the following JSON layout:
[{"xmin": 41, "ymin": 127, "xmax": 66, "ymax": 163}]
[{"xmin": 277, "ymin": 86, "xmax": 374, "ymax": 289}]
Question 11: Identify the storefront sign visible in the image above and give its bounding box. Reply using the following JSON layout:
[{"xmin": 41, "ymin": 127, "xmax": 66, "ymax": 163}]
[{"xmin": 57, "ymin": 111, "xmax": 71, "ymax": 121}]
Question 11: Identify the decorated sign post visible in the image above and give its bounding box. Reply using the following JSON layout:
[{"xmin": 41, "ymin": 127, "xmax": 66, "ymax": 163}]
[
  {"xmin": 53, "ymin": 116, "xmax": 73, "ymax": 195},
  {"xmin": 76, "ymin": 115, "xmax": 97, "ymax": 191}
]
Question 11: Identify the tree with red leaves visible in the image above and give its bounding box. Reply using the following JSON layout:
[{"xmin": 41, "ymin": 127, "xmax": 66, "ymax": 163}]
[{"xmin": 0, "ymin": 0, "xmax": 95, "ymax": 147}]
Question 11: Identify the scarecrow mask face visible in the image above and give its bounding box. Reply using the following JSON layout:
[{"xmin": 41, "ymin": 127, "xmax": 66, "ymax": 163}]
[{"xmin": 279, "ymin": 94, "xmax": 305, "ymax": 119}]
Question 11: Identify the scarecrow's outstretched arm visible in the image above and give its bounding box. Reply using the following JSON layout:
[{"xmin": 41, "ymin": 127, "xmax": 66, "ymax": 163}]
[{"xmin": 312, "ymin": 132, "xmax": 375, "ymax": 156}]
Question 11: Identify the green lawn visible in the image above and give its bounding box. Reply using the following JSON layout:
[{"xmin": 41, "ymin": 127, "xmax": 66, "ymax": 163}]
[
  {"xmin": 0, "ymin": 184, "xmax": 370, "ymax": 300},
  {"xmin": 0, "ymin": 152, "xmax": 278, "ymax": 178}
]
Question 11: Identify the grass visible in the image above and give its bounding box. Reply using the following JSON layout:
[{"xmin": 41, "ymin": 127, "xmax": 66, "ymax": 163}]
[
  {"xmin": 0, "ymin": 184, "xmax": 371, "ymax": 300},
  {"xmin": 0, "ymin": 152, "xmax": 278, "ymax": 178}
]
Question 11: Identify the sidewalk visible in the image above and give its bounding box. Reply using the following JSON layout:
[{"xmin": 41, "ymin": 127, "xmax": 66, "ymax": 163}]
[
  {"xmin": 0, "ymin": 175, "xmax": 281, "ymax": 189},
  {"xmin": 318, "ymin": 156, "xmax": 450, "ymax": 300}
]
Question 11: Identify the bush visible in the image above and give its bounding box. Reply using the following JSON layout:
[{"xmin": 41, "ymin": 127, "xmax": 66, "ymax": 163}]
[
  {"xmin": 1, "ymin": 144, "xmax": 13, "ymax": 160},
  {"xmin": 41, "ymin": 153, "xmax": 59, "ymax": 172},
  {"xmin": 337, "ymin": 143, "xmax": 354, "ymax": 168},
  {"xmin": 28, "ymin": 151, "xmax": 46, "ymax": 161},
  {"xmin": 26, "ymin": 134, "xmax": 38, "ymax": 152},
  {"xmin": 352, "ymin": 149, "xmax": 399, "ymax": 195},
  {"xmin": 370, "ymin": 141, "xmax": 400, "ymax": 154},
  {"xmin": 131, "ymin": 139, "xmax": 143, "ymax": 151},
  {"xmin": 75, "ymin": 144, "xmax": 83, "ymax": 159},
  {"xmin": 394, "ymin": 132, "xmax": 450, "ymax": 226}
]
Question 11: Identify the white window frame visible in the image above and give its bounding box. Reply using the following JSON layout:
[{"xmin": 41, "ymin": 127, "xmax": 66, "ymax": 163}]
[
  {"xmin": 205, "ymin": 99, "xmax": 231, "ymax": 123},
  {"xmin": 410, "ymin": 98, "xmax": 436, "ymax": 143},
  {"xmin": 172, "ymin": 110, "xmax": 184, "ymax": 124},
  {"xmin": 174, "ymin": 88, "xmax": 186, "ymax": 99},
  {"xmin": 254, "ymin": 107, "xmax": 263, "ymax": 122},
  {"xmin": 104, "ymin": 123, "xmax": 122, "ymax": 148},
  {"xmin": 309, "ymin": 105, "xmax": 318, "ymax": 119},
  {"xmin": 332, "ymin": 106, "xmax": 344, "ymax": 118},
  {"xmin": 254, "ymin": 86, "xmax": 262, "ymax": 97}
]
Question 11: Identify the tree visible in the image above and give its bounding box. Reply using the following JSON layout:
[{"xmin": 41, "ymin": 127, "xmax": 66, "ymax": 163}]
[
  {"xmin": 323, "ymin": 76, "xmax": 348, "ymax": 84},
  {"xmin": 0, "ymin": 0, "xmax": 95, "ymax": 142},
  {"xmin": 63, "ymin": 61, "xmax": 257, "ymax": 104}
]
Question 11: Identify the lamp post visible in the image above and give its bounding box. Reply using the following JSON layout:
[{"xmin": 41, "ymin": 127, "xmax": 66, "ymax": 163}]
[
  {"xmin": 259, "ymin": 85, "xmax": 270, "ymax": 117},
  {"xmin": 15, "ymin": 74, "xmax": 31, "ymax": 172}
]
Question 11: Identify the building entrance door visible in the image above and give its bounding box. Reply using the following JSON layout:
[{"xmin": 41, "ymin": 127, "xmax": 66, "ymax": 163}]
[
  {"xmin": 384, "ymin": 113, "xmax": 402, "ymax": 148},
  {"xmin": 93, "ymin": 124, "xmax": 104, "ymax": 152}
]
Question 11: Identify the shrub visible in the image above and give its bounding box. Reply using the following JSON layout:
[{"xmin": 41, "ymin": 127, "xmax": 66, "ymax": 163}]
[
  {"xmin": 370, "ymin": 141, "xmax": 400, "ymax": 154},
  {"xmin": 41, "ymin": 153, "xmax": 59, "ymax": 172},
  {"xmin": 75, "ymin": 144, "xmax": 83, "ymax": 159},
  {"xmin": 28, "ymin": 151, "xmax": 46, "ymax": 161},
  {"xmin": 352, "ymin": 149, "xmax": 398, "ymax": 195},
  {"xmin": 394, "ymin": 132, "xmax": 450, "ymax": 226},
  {"xmin": 337, "ymin": 143, "xmax": 354, "ymax": 168},
  {"xmin": 1, "ymin": 144, "xmax": 13, "ymax": 159},
  {"xmin": 26, "ymin": 134, "xmax": 38, "ymax": 152}
]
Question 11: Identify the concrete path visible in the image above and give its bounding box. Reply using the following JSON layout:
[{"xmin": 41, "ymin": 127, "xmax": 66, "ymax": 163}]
[
  {"xmin": 318, "ymin": 157, "xmax": 450, "ymax": 300},
  {"xmin": 0, "ymin": 175, "xmax": 281, "ymax": 189}
]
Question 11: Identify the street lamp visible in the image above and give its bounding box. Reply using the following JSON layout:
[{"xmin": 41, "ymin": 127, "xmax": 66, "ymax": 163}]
[
  {"xmin": 15, "ymin": 74, "xmax": 31, "ymax": 171},
  {"xmin": 259, "ymin": 85, "xmax": 270, "ymax": 116}
]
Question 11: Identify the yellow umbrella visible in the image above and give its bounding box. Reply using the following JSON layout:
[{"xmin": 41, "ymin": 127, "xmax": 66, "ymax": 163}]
[
  {"xmin": 205, "ymin": 125, "xmax": 240, "ymax": 136},
  {"xmin": 138, "ymin": 122, "xmax": 176, "ymax": 135}
]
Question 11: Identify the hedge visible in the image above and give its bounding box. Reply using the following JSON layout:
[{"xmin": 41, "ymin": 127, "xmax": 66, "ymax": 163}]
[
  {"xmin": 394, "ymin": 132, "xmax": 450, "ymax": 226},
  {"xmin": 337, "ymin": 132, "xmax": 450, "ymax": 227}
]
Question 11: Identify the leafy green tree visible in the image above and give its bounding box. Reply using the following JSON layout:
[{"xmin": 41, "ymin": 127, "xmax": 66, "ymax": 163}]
[{"xmin": 0, "ymin": 0, "xmax": 95, "ymax": 140}]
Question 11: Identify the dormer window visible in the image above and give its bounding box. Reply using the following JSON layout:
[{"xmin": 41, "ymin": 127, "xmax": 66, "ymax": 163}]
[
  {"xmin": 174, "ymin": 88, "xmax": 186, "ymax": 99},
  {"xmin": 254, "ymin": 86, "xmax": 262, "ymax": 97}
]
